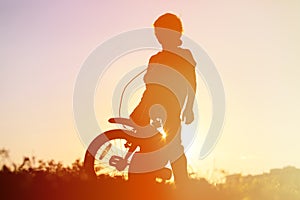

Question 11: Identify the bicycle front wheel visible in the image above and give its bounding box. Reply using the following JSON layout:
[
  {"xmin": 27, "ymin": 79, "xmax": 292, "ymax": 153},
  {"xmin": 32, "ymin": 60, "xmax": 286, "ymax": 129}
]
[{"xmin": 83, "ymin": 129, "xmax": 137, "ymax": 179}]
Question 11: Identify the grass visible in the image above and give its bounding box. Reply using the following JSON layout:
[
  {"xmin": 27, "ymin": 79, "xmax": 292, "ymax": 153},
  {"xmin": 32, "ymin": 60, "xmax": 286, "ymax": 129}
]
[{"xmin": 1, "ymin": 149, "xmax": 300, "ymax": 200}]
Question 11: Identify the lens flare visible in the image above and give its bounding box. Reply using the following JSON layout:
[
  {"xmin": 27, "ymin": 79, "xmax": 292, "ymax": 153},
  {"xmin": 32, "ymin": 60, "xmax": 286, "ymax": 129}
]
[{"xmin": 157, "ymin": 127, "xmax": 167, "ymax": 139}]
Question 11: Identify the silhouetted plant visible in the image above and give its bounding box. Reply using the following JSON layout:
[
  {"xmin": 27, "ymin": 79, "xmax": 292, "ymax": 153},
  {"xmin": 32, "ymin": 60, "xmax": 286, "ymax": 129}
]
[{"xmin": 1, "ymin": 149, "xmax": 300, "ymax": 200}]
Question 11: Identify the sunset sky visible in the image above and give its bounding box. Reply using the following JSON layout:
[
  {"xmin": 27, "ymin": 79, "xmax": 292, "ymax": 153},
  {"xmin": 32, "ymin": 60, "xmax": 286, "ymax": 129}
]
[{"xmin": 1, "ymin": 0, "xmax": 300, "ymax": 178}]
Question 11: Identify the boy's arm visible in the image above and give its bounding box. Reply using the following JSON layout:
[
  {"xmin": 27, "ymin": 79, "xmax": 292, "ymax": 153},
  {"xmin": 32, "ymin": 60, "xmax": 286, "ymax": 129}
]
[
  {"xmin": 182, "ymin": 50, "xmax": 197, "ymax": 124},
  {"xmin": 182, "ymin": 72, "xmax": 196, "ymax": 124},
  {"xmin": 143, "ymin": 55, "xmax": 158, "ymax": 83}
]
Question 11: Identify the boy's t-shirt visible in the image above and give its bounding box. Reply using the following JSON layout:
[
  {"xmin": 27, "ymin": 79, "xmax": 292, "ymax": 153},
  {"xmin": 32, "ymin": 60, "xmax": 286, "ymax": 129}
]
[{"xmin": 130, "ymin": 48, "xmax": 196, "ymax": 127}]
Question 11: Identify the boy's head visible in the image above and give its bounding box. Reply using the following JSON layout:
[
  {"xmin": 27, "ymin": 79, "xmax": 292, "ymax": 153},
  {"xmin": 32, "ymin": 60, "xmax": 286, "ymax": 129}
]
[
  {"xmin": 153, "ymin": 13, "xmax": 183, "ymax": 33},
  {"xmin": 153, "ymin": 13, "xmax": 183, "ymax": 48}
]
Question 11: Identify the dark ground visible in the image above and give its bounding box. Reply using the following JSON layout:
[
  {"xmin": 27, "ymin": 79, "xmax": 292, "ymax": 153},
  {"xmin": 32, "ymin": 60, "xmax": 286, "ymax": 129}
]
[{"xmin": 0, "ymin": 153, "xmax": 300, "ymax": 200}]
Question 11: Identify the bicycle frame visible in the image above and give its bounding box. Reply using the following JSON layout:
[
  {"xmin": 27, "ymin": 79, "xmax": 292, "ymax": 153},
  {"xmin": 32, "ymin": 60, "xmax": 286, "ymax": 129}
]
[
  {"xmin": 107, "ymin": 117, "xmax": 164, "ymax": 171},
  {"xmin": 83, "ymin": 117, "xmax": 172, "ymax": 181}
]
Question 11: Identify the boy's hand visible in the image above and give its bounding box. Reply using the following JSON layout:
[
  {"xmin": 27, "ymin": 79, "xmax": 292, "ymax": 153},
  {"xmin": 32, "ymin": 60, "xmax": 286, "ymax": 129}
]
[{"xmin": 181, "ymin": 109, "xmax": 194, "ymax": 124}]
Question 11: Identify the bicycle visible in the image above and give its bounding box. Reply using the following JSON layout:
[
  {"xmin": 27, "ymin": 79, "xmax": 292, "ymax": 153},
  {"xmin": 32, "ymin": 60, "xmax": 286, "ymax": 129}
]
[{"xmin": 83, "ymin": 117, "xmax": 172, "ymax": 183}]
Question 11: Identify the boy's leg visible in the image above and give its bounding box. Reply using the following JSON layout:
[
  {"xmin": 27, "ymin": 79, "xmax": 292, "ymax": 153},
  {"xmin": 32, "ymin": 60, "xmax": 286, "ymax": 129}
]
[
  {"xmin": 171, "ymin": 151, "xmax": 189, "ymax": 185},
  {"xmin": 163, "ymin": 114, "xmax": 190, "ymax": 186},
  {"xmin": 165, "ymin": 126, "xmax": 189, "ymax": 185}
]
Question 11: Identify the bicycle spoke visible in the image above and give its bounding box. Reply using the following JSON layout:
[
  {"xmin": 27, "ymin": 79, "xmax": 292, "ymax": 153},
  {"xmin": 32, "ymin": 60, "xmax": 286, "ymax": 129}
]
[{"xmin": 93, "ymin": 138, "xmax": 129, "ymax": 177}]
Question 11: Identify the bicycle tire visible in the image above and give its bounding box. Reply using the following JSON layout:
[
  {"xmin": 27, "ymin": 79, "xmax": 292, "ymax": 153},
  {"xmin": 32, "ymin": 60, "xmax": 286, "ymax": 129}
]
[{"xmin": 83, "ymin": 129, "xmax": 136, "ymax": 178}]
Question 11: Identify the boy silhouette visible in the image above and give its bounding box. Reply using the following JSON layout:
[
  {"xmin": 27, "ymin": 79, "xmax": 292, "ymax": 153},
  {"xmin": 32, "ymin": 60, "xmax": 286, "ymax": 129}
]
[{"xmin": 129, "ymin": 13, "xmax": 197, "ymax": 185}]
